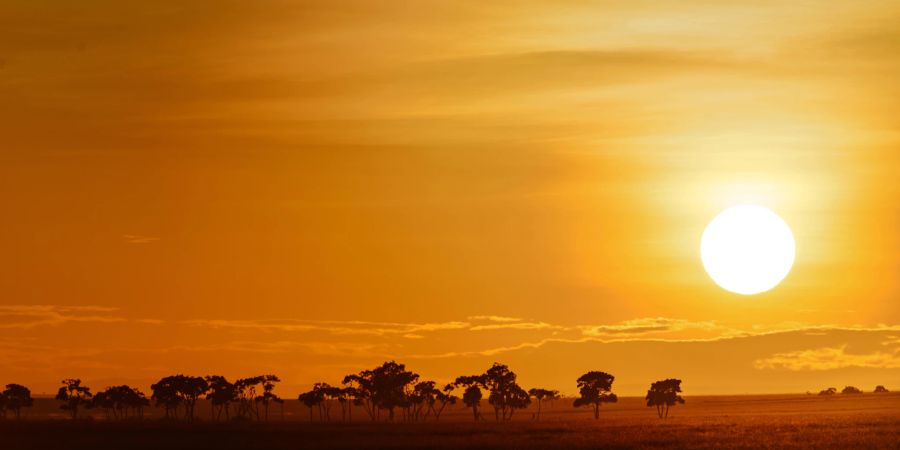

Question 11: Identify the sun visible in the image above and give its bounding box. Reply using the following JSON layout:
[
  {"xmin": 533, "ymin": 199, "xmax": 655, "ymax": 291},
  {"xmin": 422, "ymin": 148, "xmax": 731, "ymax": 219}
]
[{"xmin": 700, "ymin": 205, "xmax": 796, "ymax": 295}]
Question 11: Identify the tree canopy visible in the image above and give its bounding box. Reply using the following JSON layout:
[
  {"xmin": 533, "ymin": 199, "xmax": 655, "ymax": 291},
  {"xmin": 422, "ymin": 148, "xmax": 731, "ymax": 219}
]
[
  {"xmin": 573, "ymin": 371, "xmax": 618, "ymax": 420},
  {"xmin": 645, "ymin": 378, "xmax": 685, "ymax": 418}
]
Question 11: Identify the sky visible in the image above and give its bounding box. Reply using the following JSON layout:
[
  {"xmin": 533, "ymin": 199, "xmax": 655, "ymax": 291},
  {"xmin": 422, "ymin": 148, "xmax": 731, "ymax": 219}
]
[{"xmin": 1, "ymin": 0, "xmax": 898, "ymax": 396}]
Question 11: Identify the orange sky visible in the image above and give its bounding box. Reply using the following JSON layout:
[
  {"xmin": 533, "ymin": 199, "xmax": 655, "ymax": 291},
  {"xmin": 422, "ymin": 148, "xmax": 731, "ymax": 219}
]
[{"xmin": 1, "ymin": 1, "xmax": 898, "ymax": 396}]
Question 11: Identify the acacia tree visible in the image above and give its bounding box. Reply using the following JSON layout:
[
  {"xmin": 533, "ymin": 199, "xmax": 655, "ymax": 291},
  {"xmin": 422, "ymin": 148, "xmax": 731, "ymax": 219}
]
[
  {"xmin": 151, "ymin": 375, "xmax": 208, "ymax": 421},
  {"xmin": 298, "ymin": 389, "xmax": 322, "ymax": 422},
  {"xmin": 842, "ymin": 386, "xmax": 862, "ymax": 395},
  {"xmin": 234, "ymin": 376, "xmax": 262, "ymax": 420},
  {"xmin": 430, "ymin": 384, "xmax": 457, "ymax": 421},
  {"xmin": 409, "ymin": 381, "xmax": 438, "ymax": 421},
  {"xmin": 372, "ymin": 361, "xmax": 419, "ymax": 421},
  {"xmin": 645, "ymin": 378, "xmax": 684, "ymax": 418},
  {"xmin": 528, "ymin": 388, "xmax": 560, "ymax": 420},
  {"xmin": 574, "ymin": 371, "xmax": 617, "ymax": 420},
  {"xmin": 336, "ymin": 386, "xmax": 358, "ymax": 422},
  {"xmin": 56, "ymin": 379, "xmax": 93, "ymax": 420},
  {"xmin": 818, "ymin": 387, "xmax": 837, "ymax": 396},
  {"xmin": 315, "ymin": 383, "xmax": 336, "ymax": 421},
  {"xmin": 342, "ymin": 373, "xmax": 375, "ymax": 421},
  {"xmin": 151, "ymin": 376, "xmax": 182, "ymax": 419},
  {"xmin": 455, "ymin": 363, "xmax": 530, "ymax": 422},
  {"xmin": 2, "ymin": 384, "xmax": 34, "ymax": 420},
  {"xmin": 483, "ymin": 363, "xmax": 531, "ymax": 421},
  {"xmin": 454, "ymin": 375, "xmax": 484, "ymax": 422},
  {"xmin": 255, "ymin": 375, "xmax": 282, "ymax": 421},
  {"xmin": 91, "ymin": 385, "xmax": 149, "ymax": 420},
  {"xmin": 874, "ymin": 385, "xmax": 889, "ymax": 393},
  {"xmin": 205, "ymin": 376, "xmax": 237, "ymax": 421},
  {"xmin": 343, "ymin": 361, "xmax": 419, "ymax": 421}
]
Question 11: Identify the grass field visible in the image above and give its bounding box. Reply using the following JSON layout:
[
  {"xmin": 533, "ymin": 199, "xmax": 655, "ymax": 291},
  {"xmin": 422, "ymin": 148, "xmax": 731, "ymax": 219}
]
[{"xmin": 3, "ymin": 393, "xmax": 899, "ymax": 449}]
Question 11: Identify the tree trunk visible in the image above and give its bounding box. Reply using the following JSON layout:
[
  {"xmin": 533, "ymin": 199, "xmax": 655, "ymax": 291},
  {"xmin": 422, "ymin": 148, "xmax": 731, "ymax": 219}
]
[{"xmin": 593, "ymin": 404, "xmax": 599, "ymax": 420}]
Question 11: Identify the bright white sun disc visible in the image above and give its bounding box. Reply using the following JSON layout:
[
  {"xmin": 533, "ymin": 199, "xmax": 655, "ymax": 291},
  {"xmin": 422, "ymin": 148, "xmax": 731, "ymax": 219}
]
[{"xmin": 700, "ymin": 205, "xmax": 795, "ymax": 295}]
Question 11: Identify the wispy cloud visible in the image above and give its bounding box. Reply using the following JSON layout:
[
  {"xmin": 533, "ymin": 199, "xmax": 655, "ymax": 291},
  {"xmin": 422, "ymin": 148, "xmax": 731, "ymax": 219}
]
[
  {"xmin": 182, "ymin": 318, "xmax": 471, "ymax": 336},
  {"xmin": 469, "ymin": 321, "xmax": 564, "ymax": 331},
  {"xmin": 754, "ymin": 345, "xmax": 900, "ymax": 371},
  {"xmin": 578, "ymin": 317, "xmax": 731, "ymax": 337},
  {"xmin": 0, "ymin": 305, "xmax": 125, "ymax": 329},
  {"xmin": 122, "ymin": 234, "xmax": 160, "ymax": 244},
  {"xmin": 467, "ymin": 315, "xmax": 522, "ymax": 323}
]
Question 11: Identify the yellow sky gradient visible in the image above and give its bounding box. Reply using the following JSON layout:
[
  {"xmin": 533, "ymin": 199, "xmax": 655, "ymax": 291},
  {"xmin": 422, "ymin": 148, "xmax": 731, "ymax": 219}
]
[{"xmin": 1, "ymin": 1, "xmax": 898, "ymax": 395}]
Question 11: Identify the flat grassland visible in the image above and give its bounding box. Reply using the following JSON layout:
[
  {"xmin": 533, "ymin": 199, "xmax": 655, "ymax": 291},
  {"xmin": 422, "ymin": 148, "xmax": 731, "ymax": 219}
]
[{"xmin": 3, "ymin": 393, "xmax": 899, "ymax": 449}]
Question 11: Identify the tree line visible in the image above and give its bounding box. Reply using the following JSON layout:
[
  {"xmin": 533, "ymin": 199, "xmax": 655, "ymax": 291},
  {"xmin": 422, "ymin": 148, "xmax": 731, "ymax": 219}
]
[{"xmin": 1, "ymin": 360, "xmax": 693, "ymax": 422}]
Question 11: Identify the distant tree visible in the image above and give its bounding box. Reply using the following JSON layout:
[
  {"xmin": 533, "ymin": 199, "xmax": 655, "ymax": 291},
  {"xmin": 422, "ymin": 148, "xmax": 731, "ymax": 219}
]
[
  {"xmin": 342, "ymin": 373, "xmax": 375, "ymax": 421},
  {"xmin": 818, "ymin": 387, "xmax": 837, "ymax": 396},
  {"xmin": 573, "ymin": 371, "xmax": 618, "ymax": 420},
  {"xmin": 372, "ymin": 361, "xmax": 419, "ymax": 421},
  {"xmin": 841, "ymin": 386, "xmax": 862, "ymax": 395},
  {"xmin": 336, "ymin": 386, "xmax": 358, "ymax": 422},
  {"xmin": 645, "ymin": 379, "xmax": 685, "ymax": 418},
  {"xmin": 409, "ymin": 381, "xmax": 438, "ymax": 421},
  {"xmin": 1, "ymin": 384, "xmax": 34, "ymax": 420},
  {"xmin": 482, "ymin": 363, "xmax": 530, "ymax": 421},
  {"xmin": 430, "ymin": 384, "xmax": 457, "ymax": 421},
  {"xmin": 151, "ymin": 375, "xmax": 208, "ymax": 421},
  {"xmin": 874, "ymin": 385, "xmax": 889, "ymax": 393},
  {"xmin": 528, "ymin": 388, "xmax": 560, "ymax": 420},
  {"xmin": 462, "ymin": 386, "xmax": 482, "ymax": 421},
  {"xmin": 454, "ymin": 375, "xmax": 485, "ymax": 422},
  {"xmin": 315, "ymin": 382, "xmax": 338, "ymax": 421},
  {"xmin": 255, "ymin": 375, "xmax": 282, "ymax": 421},
  {"xmin": 205, "ymin": 376, "xmax": 237, "ymax": 421},
  {"xmin": 343, "ymin": 361, "xmax": 419, "ymax": 421},
  {"xmin": 297, "ymin": 391, "xmax": 316, "ymax": 422},
  {"xmin": 234, "ymin": 376, "xmax": 263, "ymax": 420},
  {"xmin": 151, "ymin": 376, "xmax": 182, "ymax": 419},
  {"xmin": 56, "ymin": 379, "xmax": 92, "ymax": 420},
  {"xmin": 92, "ymin": 385, "xmax": 148, "ymax": 420}
]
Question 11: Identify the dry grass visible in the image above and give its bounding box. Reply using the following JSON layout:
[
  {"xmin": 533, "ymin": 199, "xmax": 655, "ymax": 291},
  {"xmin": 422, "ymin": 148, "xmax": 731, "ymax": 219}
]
[{"xmin": 3, "ymin": 393, "xmax": 899, "ymax": 449}]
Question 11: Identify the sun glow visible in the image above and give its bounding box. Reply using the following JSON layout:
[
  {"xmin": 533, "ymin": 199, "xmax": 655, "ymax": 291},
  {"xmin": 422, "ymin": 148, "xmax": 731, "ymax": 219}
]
[{"xmin": 700, "ymin": 205, "xmax": 796, "ymax": 295}]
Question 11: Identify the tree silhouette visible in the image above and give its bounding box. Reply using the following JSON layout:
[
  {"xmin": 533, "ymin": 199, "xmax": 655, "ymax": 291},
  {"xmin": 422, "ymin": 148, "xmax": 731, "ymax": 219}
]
[
  {"xmin": 205, "ymin": 376, "xmax": 237, "ymax": 421},
  {"xmin": 234, "ymin": 376, "xmax": 263, "ymax": 420},
  {"xmin": 90, "ymin": 385, "xmax": 150, "ymax": 419},
  {"xmin": 454, "ymin": 375, "xmax": 484, "ymax": 422},
  {"xmin": 56, "ymin": 379, "xmax": 92, "ymax": 420},
  {"xmin": 151, "ymin": 376, "xmax": 182, "ymax": 419},
  {"xmin": 841, "ymin": 386, "xmax": 862, "ymax": 394},
  {"xmin": 151, "ymin": 375, "xmax": 208, "ymax": 421},
  {"xmin": 342, "ymin": 373, "xmax": 375, "ymax": 421},
  {"xmin": 298, "ymin": 390, "xmax": 322, "ymax": 422},
  {"xmin": 343, "ymin": 361, "xmax": 419, "ymax": 421},
  {"xmin": 818, "ymin": 387, "xmax": 837, "ymax": 396},
  {"xmin": 573, "ymin": 371, "xmax": 617, "ymax": 420},
  {"xmin": 874, "ymin": 385, "xmax": 889, "ymax": 393},
  {"xmin": 483, "ymin": 363, "xmax": 530, "ymax": 421},
  {"xmin": 645, "ymin": 379, "xmax": 684, "ymax": 418},
  {"xmin": 430, "ymin": 384, "xmax": 457, "ymax": 421},
  {"xmin": 315, "ymin": 383, "xmax": 337, "ymax": 421},
  {"xmin": 528, "ymin": 388, "xmax": 559, "ymax": 420},
  {"xmin": 1, "ymin": 384, "xmax": 34, "ymax": 420},
  {"xmin": 255, "ymin": 375, "xmax": 281, "ymax": 421},
  {"xmin": 91, "ymin": 385, "xmax": 148, "ymax": 420},
  {"xmin": 409, "ymin": 381, "xmax": 439, "ymax": 421},
  {"xmin": 336, "ymin": 386, "xmax": 358, "ymax": 422}
]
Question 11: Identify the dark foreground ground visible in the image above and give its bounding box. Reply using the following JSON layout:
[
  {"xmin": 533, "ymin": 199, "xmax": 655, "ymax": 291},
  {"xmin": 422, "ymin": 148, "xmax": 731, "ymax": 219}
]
[{"xmin": 3, "ymin": 394, "xmax": 899, "ymax": 449}]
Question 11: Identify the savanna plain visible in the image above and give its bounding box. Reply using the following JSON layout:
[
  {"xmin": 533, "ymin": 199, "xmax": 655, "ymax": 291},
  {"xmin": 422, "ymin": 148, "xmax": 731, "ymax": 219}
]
[{"xmin": 3, "ymin": 393, "xmax": 898, "ymax": 450}]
